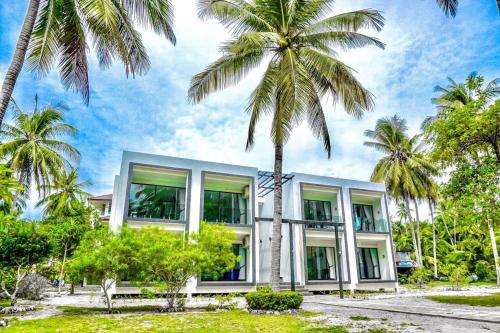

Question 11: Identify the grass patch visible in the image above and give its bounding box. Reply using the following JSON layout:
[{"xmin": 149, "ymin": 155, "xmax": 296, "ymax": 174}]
[
  {"xmin": 0, "ymin": 299, "xmax": 10, "ymax": 307},
  {"xmin": 349, "ymin": 315, "xmax": 371, "ymax": 321},
  {"xmin": 299, "ymin": 311, "xmax": 322, "ymax": 318},
  {"xmin": 426, "ymin": 293, "xmax": 500, "ymax": 307},
  {"xmin": 1, "ymin": 309, "xmax": 348, "ymax": 333}
]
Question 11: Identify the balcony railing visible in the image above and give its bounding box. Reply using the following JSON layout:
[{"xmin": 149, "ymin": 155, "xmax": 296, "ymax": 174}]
[
  {"xmin": 354, "ymin": 218, "xmax": 388, "ymax": 233},
  {"xmin": 305, "ymin": 216, "xmax": 343, "ymax": 230},
  {"xmin": 128, "ymin": 202, "xmax": 185, "ymax": 221}
]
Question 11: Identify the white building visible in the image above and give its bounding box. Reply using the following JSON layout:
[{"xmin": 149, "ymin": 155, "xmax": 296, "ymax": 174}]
[{"xmin": 109, "ymin": 151, "xmax": 398, "ymax": 295}]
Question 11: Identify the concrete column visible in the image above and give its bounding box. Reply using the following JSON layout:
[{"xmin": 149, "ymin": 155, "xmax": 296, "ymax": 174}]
[{"xmin": 342, "ymin": 187, "xmax": 359, "ymax": 287}]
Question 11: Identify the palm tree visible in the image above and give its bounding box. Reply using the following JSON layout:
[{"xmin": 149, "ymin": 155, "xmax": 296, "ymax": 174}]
[
  {"xmin": 435, "ymin": 1, "xmax": 500, "ymax": 17},
  {"xmin": 364, "ymin": 115, "xmax": 437, "ymax": 267},
  {"xmin": 37, "ymin": 168, "xmax": 91, "ymax": 217},
  {"xmin": 0, "ymin": 0, "xmax": 177, "ymax": 126},
  {"xmin": 422, "ymin": 73, "xmax": 500, "ymax": 130},
  {"xmin": 189, "ymin": 0, "xmax": 385, "ymax": 291},
  {"xmin": 0, "ymin": 96, "xmax": 79, "ymax": 211}
]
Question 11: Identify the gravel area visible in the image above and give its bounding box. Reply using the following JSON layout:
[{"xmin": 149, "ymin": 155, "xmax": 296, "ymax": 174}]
[{"xmin": 302, "ymin": 302, "xmax": 500, "ymax": 333}]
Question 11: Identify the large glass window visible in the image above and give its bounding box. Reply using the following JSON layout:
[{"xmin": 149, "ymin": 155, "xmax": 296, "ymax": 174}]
[
  {"xmin": 202, "ymin": 244, "xmax": 247, "ymax": 281},
  {"xmin": 128, "ymin": 183, "xmax": 186, "ymax": 220},
  {"xmin": 353, "ymin": 204, "xmax": 376, "ymax": 232},
  {"xmin": 304, "ymin": 200, "xmax": 332, "ymax": 229},
  {"xmin": 307, "ymin": 247, "xmax": 336, "ymax": 280},
  {"xmin": 204, "ymin": 190, "xmax": 247, "ymax": 224},
  {"xmin": 357, "ymin": 248, "xmax": 381, "ymax": 279}
]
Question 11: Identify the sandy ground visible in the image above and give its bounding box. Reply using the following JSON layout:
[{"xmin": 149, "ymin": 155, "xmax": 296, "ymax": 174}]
[{"xmin": 6, "ymin": 286, "xmax": 500, "ymax": 333}]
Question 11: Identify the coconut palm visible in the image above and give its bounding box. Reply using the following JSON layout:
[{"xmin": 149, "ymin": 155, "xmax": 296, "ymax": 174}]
[
  {"xmin": 436, "ymin": 0, "xmax": 459, "ymax": 16},
  {"xmin": 0, "ymin": 96, "xmax": 79, "ymax": 211},
  {"xmin": 436, "ymin": 1, "xmax": 500, "ymax": 17},
  {"xmin": 36, "ymin": 168, "xmax": 91, "ymax": 216},
  {"xmin": 422, "ymin": 73, "xmax": 500, "ymax": 130},
  {"xmin": 189, "ymin": 0, "xmax": 385, "ymax": 291},
  {"xmin": 0, "ymin": 0, "xmax": 177, "ymax": 126},
  {"xmin": 364, "ymin": 115, "xmax": 437, "ymax": 266}
]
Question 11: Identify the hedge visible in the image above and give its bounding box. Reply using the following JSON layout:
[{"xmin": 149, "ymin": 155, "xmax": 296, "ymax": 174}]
[{"xmin": 245, "ymin": 290, "xmax": 303, "ymax": 311}]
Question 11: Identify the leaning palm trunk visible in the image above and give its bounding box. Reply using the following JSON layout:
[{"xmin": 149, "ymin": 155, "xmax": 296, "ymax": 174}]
[
  {"xmin": 270, "ymin": 143, "xmax": 283, "ymax": 292},
  {"xmin": 413, "ymin": 199, "xmax": 423, "ymax": 266},
  {"xmin": 0, "ymin": 0, "xmax": 40, "ymax": 124},
  {"xmin": 428, "ymin": 201, "xmax": 438, "ymax": 279},
  {"xmin": 405, "ymin": 197, "xmax": 420, "ymax": 266},
  {"xmin": 486, "ymin": 219, "xmax": 500, "ymax": 286}
]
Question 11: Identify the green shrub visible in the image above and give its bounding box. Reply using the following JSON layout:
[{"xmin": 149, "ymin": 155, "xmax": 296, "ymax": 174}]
[{"xmin": 245, "ymin": 290, "xmax": 303, "ymax": 311}]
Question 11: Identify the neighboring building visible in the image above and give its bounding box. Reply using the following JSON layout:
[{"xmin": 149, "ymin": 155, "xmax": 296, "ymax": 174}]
[
  {"xmin": 89, "ymin": 194, "xmax": 113, "ymax": 223},
  {"xmin": 109, "ymin": 151, "xmax": 398, "ymax": 295},
  {"xmin": 395, "ymin": 251, "xmax": 417, "ymax": 271}
]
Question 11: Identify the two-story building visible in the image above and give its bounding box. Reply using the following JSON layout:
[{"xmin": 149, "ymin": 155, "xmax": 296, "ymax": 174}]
[{"xmin": 108, "ymin": 151, "xmax": 397, "ymax": 295}]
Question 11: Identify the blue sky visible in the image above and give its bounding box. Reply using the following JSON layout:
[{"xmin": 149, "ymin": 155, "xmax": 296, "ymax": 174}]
[{"xmin": 1, "ymin": 0, "xmax": 499, "ymax": 219}]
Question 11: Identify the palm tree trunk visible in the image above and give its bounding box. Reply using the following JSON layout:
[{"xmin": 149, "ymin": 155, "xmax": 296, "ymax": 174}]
[
  {"xmin": 413, "ymin": 198, "xmax": 423, "ymax": 267},
  {"xmin": 270, "ymin": 142, "xmax": 283, "ymax": 292},
  {"xmin": 428, "ymin": 201, "xmax": 438, "ymax": 279},
  {"xmin": 58, "ymin": 243, "xmax": 68, "ymax": 294},
  {"xmin": 486, "ymin": 219, "xmax": 500, "ymax": 287},
  {"xmin": 0, "ymin": 0, "xmax": 40, "ymax": 125},
  {"xmin": 405, "ymin": 196, "xmax": 420, "ymax": 266},
  {"xmin": 497, "ymin": 0, "xmax": 500, "ymax": 13}
]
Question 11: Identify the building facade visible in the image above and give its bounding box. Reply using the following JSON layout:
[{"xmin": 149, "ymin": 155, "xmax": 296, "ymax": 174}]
[{"xmin": 109, "ymin": 151, "xmax": 398, "ymax": 295}]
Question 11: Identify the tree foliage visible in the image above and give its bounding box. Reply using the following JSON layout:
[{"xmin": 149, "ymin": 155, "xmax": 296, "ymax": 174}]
[
  {"xmin": 26, "ymin": 0, "xmax": 176, "ymax": 105},
  {"xmin": 131, "ymin": 223, "xmax": 237, "ymax": 309},
  {"xmin": 0, "ymin": 217, "xmax": 53, "ymax": 305},
  {"xmin": 0, "ymin": 164, "xmax": 23, "ymax": 213}
]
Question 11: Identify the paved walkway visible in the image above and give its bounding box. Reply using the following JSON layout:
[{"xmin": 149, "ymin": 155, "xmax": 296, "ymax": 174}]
[{"xmin": 304, "ymin": 294, "xmax": 500, "ymax": 324}]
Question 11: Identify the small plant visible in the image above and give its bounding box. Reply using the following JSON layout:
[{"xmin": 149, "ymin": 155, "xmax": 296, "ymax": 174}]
[
  {"xmin": 409, "ymin": 267, "xmax": 428, "ymax": 288},
  {"xmin": 440, "ymin": 263, "xmax": 468, "ymax": 289},
  {"xmin": 245, "ymin": 289, "xmax": 303, "ymax": 311},
  {"xmin": 207, "ymin": 293, "xmax": 238, "ymax": 311},
  {"xmin": 140, "ymin": 288, "xmax": 156, "ymax": 299}
]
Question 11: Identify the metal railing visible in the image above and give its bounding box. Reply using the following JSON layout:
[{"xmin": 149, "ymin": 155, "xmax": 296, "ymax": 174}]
[{"xmin": 305, "ymin": 216, "xmax": 343, "ymax": 230}]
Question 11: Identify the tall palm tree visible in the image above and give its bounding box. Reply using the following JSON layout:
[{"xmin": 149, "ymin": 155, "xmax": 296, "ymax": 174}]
[
  {"xmin": 189, "ymin": 0, "xmax": 385, "ymax": 291},
  {"xmin": 0, "ymin": 96, "xmax": 79, "ymax": 211},
  {"xmin": 36, "ymin": 168, "xmax": 91, "ymax": 216},
  {"xmin": 0, "ymin": 0, "xmax": 177, "ymax": 126},
  {"xmin": 364, "ymin": 115, "xmax": 437, "ymax": 267}
]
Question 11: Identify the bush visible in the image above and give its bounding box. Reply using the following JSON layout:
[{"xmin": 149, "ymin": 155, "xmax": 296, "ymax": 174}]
[{"xmin": 245, "ymin": 289, "xmax": 303, "ymax": 311}]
